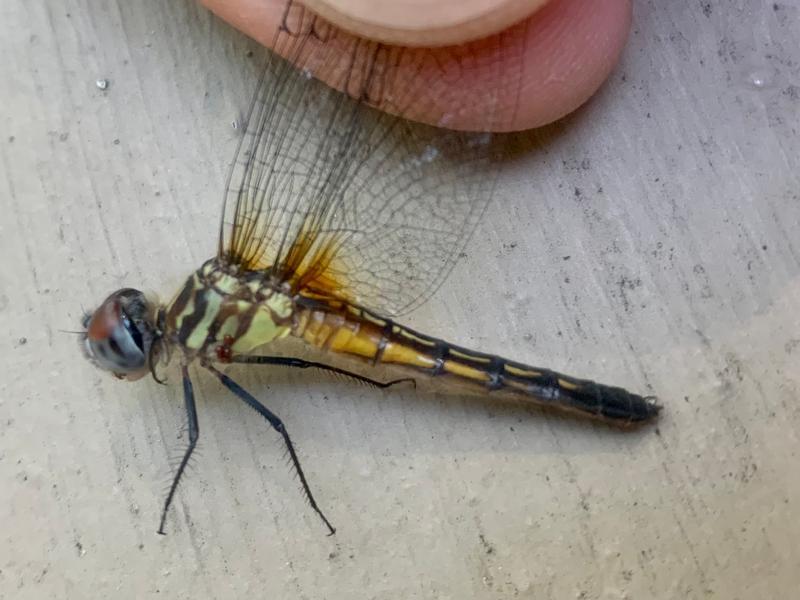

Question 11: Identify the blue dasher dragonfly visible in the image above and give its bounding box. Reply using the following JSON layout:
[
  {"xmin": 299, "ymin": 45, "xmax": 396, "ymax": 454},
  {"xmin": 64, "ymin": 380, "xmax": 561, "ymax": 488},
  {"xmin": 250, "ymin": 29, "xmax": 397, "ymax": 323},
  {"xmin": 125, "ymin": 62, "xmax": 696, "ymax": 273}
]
[{"xmin": 81, "ymin": 2, "xmax": 660, "ymax": 535}]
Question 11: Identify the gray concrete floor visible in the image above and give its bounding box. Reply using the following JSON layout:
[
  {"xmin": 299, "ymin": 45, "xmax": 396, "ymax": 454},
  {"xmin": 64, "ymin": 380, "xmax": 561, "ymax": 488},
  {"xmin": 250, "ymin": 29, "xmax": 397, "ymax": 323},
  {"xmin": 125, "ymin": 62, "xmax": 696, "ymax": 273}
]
[{"xmin": 1, "ymin": 1, "xmax": 798, "ymax": 598}]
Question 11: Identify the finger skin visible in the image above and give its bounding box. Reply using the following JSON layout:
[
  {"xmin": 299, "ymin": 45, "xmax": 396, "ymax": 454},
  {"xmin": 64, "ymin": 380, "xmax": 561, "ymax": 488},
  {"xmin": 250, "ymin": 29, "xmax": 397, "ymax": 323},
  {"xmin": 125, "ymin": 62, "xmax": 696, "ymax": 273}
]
[{"xmin": 200, "ymin": 0, "xmax": 631, "ymax": 131}]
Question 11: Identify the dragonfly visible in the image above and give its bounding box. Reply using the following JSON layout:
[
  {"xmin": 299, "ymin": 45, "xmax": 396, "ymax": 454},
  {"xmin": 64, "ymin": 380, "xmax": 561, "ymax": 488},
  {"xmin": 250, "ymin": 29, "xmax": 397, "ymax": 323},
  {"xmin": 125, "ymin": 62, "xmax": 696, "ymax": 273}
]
[{"xmin": 81, "ymin": 2, "xmax": 660, "ymax": 535}]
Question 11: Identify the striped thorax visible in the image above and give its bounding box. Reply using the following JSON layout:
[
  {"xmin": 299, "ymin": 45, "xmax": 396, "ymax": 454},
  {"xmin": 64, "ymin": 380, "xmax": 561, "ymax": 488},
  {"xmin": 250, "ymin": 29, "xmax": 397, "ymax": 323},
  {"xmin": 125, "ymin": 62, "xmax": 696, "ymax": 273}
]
[{"xmin": 164, "ymin": 259, "xmax": 294, "ymax": 360}]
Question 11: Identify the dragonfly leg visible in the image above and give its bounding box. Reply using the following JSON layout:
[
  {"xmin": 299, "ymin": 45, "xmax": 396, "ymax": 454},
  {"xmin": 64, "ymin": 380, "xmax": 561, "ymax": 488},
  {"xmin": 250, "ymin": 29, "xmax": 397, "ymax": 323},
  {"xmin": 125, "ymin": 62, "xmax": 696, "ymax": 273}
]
[
  {"xmin": 229, "ymin": 354, "xmax": 416, "ymax": 390},
  {"xmin": 204, "ymin": 363, "xmax": 337, "ymax": 536},
  {"xmin": 158, "ymin": 365, "xmax": 198, "ymax": 535}
]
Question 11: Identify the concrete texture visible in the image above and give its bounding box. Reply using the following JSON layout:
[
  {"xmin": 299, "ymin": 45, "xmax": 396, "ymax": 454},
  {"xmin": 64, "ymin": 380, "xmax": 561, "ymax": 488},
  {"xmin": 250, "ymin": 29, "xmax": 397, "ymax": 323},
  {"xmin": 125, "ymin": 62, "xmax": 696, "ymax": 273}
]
[{"xmin": 1, "ymin": 1, "xmax": 798, "ymax": 598}]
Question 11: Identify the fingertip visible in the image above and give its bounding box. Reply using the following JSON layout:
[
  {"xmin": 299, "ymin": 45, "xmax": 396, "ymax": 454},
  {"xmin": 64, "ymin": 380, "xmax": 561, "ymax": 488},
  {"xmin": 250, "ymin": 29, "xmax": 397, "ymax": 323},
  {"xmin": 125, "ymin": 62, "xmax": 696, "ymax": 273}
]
[
  {"xmin": 509, "ymin": 0, "xmax": 632, "ymax": 130},
  {"xmin": 200, "ymin": 0, "xmax": 631, "ymax": 131}
]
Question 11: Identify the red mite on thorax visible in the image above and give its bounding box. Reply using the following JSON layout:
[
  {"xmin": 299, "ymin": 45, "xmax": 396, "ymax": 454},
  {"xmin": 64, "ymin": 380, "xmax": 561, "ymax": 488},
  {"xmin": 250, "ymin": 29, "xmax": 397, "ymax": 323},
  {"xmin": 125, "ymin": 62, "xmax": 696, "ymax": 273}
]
[{"xmin": 216, "ymin": 335, "xmax": 235, "ymax": 363}]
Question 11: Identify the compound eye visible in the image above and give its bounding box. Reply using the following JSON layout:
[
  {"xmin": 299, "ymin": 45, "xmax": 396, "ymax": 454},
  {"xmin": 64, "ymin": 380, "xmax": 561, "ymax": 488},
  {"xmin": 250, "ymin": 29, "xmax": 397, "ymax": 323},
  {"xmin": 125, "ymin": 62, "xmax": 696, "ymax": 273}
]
[{"xmin": 84, "ymin": 290, "xmax": 148, "ymax": 376}]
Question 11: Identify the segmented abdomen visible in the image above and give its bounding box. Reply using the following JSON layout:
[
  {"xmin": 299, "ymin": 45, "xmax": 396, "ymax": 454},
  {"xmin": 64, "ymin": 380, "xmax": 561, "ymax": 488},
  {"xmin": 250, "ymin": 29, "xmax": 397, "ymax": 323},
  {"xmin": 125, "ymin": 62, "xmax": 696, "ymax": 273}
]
[{"xmin": 293, "ymin": 301, "xmax": 660, "ymax": 426}]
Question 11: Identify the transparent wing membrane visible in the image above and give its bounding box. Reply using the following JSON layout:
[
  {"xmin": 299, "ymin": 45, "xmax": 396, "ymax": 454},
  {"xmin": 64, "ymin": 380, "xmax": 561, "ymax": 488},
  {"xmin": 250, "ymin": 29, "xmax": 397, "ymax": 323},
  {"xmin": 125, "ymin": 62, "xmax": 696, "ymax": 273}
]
[{"xmin": 219, "ymin": 2, "xmax": 523, "ymax": 316}]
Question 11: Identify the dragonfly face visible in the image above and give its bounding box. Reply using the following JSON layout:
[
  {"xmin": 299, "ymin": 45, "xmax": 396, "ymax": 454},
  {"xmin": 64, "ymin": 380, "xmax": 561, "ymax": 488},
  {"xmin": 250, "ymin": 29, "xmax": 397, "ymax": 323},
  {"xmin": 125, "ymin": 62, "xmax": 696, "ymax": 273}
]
[{"xmin": 82, "ymin": 288, "xmax": 160, "ymax": 381}]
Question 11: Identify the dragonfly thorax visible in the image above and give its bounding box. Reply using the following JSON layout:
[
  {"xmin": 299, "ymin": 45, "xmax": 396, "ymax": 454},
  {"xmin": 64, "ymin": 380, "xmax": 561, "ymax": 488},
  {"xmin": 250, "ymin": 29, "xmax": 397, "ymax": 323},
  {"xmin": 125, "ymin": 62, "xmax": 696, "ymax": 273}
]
[{"xmin": 163, "ymin": 259, "xmax": 294, "ymax": 361}]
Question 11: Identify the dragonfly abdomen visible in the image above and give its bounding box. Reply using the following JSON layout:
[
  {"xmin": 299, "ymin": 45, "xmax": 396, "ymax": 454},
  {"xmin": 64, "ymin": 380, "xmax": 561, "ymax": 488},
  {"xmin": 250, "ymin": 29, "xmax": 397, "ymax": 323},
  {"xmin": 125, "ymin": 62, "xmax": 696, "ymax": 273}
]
[{"xmin": 293, "ymin": 301, "xmax": 659, "ymax": 426}]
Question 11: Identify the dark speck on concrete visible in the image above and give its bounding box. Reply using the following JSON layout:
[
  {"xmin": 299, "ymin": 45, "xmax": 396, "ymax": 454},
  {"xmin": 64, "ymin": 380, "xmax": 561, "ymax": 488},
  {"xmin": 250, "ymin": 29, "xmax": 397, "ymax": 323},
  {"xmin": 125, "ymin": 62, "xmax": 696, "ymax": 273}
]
[
  {"xmin": 783, "ymin": 85, "xmax": 799, "ymax": 101},
  {"xmin": 479, "ymin": 533, "xmax": 495, "ymax": 555},
  {"xmin": 622, "ymin": 569, "xmax": 634, "ymax": 582},
  {"xmin": 616, "ymin": 275, "xmax": 643, "ymax": 312}
]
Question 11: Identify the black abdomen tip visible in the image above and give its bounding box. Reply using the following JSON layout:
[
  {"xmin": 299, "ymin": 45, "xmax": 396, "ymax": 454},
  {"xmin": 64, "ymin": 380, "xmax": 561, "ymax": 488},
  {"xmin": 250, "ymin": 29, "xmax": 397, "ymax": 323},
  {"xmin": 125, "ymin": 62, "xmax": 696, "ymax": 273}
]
[
  {"xmin": 597, "ymin": 388, "xmax": 662, "ymax": 424},
  {"xmin": 558, "ymin": 379, "xmax": 662, "ymax": 425},
  {"xmin": 641, "ymin": 396, "xmax": 662, "ymax": 419}
]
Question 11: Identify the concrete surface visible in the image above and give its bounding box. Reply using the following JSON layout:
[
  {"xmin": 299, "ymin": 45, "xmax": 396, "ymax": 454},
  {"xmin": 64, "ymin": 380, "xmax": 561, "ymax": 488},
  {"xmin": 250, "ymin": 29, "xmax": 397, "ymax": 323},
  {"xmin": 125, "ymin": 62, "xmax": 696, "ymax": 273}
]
[{"xmin": 1, "ymin": 1, "xmax": 798, "ymax": 598}]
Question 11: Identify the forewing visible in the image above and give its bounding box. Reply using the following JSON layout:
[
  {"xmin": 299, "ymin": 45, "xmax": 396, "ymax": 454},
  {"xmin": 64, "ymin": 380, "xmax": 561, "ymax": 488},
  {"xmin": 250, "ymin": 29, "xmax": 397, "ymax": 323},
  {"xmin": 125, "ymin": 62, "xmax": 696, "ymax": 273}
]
[{"xmin": 219, "ymin": 2, "xmax": 523, "ymax": 316}]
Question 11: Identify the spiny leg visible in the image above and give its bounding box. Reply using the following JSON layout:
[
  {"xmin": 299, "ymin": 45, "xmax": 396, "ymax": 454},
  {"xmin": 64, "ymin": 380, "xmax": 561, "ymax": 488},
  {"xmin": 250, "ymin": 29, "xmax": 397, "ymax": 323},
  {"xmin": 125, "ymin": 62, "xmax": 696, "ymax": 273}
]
[
  {"xmin": 229, "ymin": 354, "xmax": 416, "ymax": 389},
  {"xmin": 158, "ymin": 365, "xmax": 198, "ymax": 535},
  {"xmin": 204, "ymin": 363, "xmax": 336, "ymax": 536}
]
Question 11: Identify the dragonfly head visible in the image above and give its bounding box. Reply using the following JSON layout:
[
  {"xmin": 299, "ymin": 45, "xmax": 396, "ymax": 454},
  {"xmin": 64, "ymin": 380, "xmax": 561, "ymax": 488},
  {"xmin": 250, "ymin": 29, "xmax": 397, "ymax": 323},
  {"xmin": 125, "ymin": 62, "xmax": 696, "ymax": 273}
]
[{"xmin": 82, "ymin": 288, "xmax": 161, "ymax": 381}]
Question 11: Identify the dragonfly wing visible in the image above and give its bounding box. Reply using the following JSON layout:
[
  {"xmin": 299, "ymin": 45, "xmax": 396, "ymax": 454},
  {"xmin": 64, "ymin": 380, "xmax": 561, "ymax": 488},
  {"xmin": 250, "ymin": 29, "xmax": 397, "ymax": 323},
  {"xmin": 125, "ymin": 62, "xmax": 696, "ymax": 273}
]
[{"xmin": 219, "ymin": 3, "xmax": 524, "ymax": 316}]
